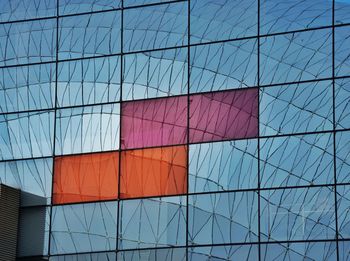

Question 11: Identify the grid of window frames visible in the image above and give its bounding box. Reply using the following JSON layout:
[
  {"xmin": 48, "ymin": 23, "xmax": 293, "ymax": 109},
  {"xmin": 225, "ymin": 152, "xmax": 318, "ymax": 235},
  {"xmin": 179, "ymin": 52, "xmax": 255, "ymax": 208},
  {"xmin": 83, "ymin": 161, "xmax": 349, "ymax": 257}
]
[{"xmin": 0, "ymin": 0, "xmax": 349, "ymax": 260}]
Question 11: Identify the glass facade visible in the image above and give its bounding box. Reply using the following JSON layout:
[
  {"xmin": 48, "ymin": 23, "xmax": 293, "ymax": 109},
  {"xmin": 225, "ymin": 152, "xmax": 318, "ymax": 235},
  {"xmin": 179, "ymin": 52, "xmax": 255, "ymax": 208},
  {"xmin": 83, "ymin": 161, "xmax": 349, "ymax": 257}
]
[{"xmin": 0, "ymin": 0, "xmax": 349, "ymax": 260}]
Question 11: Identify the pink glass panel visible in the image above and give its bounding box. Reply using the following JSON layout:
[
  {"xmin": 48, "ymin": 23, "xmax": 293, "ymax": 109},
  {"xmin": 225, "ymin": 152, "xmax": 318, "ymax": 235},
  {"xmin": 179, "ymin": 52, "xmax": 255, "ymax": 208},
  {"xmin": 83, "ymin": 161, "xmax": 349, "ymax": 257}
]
[
  {"xmin": 121, "ymin": 96, "xmax": 188, "ymax": 149},
  {"xmin": 189, "ymin": 88, "xmax": 258, "ymax": 143}
]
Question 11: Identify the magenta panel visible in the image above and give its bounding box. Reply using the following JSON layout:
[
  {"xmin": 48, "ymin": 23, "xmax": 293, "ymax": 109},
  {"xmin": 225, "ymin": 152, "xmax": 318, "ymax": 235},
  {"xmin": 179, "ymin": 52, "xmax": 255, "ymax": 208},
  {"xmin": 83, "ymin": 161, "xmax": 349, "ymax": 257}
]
[
  {"xmin": 189, "ymin": 89, "xmax": 258, "ymax": 143},
  {"xmin": 121, "ymin": 96, "xmax": 188, "ymax": 149}
]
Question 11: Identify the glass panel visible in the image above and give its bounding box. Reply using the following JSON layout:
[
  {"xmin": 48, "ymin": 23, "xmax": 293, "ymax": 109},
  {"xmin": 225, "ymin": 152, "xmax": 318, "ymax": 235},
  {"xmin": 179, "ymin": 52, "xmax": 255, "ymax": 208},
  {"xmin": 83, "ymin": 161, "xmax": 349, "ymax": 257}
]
[
  {"xmin": 59, "ymin": 0, "xmax": 121, "ymax": 15},
  {"xmin": 335, "ymin": 0, "xmax": 350, "ymax": 25},
  {"xmin": 49, "ymin": 252, "xmax": 116, "ymax": 261},
  {"xmin": 0, "ymin": 0, "xmax": 56, "ymax": 23},
  {"xmin": 189, "ymin": 89, "xmax": 259, "ymax": 143},
  {"xmin": 336, "ymin": 130, "xmax": 350, "ymax": 183},
  {"xmin": 260, "ymin": 242, "xmax": 337, "ymax": 261},
  {"xmin": 0, "ymin": 63, "xmax": 55, "ymax": 113},
  {"xmin": 55, "ymin": 103, "xmax": 120, "ymax": 155},
  {"xmin": 0, "ymin": 110, "xmax": 54, "ymax": 160},
  {"xmin": 189, "ymin": 139, "xmax": 258, "ymax": 193},
  {"xmin": 339, "ymin": 240, "xmax": 350, "ymax": 261},
  {"xmin": 190, "ymin": 0, "xmax": 257, "ymax": 44},
  {"xmin": 189, "ymin": 245, "xmax": 259, "ymax": 261},
  {"xmin": 118, "ymin": 196, "xmax": 186, "ymax": 249},
  {"xmin": 188, "ymin": 191, "xmax": 259, "ymax": 245},
  {"xmin": 121, "ymin": 96, "xmax": 187, "ymax": 149},
  {"xmin": 58, "ymin": 11, "xmax": 121, "ymax": 60},
  {"xmin": 123, "ymin": 47, "xmax": 187, "ymax": 101},
  {"xmin": 123, "ymin": 2, "xmax": 188, "ymax": 52},
  {"xmin": 337, "ymin": 185, "xmax": 350, "ymax": 239},
  {"xmin": 57, "ymin": 56, "xmax": 120, "ymax": 107},
  {"xmin": 260, "ymin": 0, "xmax": 332, "ymax": 34},
  {"xmin": 336, "ymin": 78, "xmax": 350, "ymax": 130},
  {"xmin": 260, "ymin": 133, "xmax": 334, "ymax": 188},
  {"xmin": 120, "ymin": 145, "xmax": 187, "ymax": 199},
  {"xmin": 124, "ymin": 0, "xmax": 174, "ymax": 7},
  {"xmin": 50, "ymin": 202, "xmax": 118, "ymax": 254},
  {"xmin": 117, "ymin": 248, "xmax": 186, "ymax": 261},
  {"xmin": 190, "ymin": 39, "xmax": 258, "ymax": 93},
  {"xmin": 0, "ymin": 19, "xmax": 56, "ymax": 66},
  {"xmin": 260, "ymin": 187, "xmax": 336, "ymax": 241},
  {"xmin": 0, "ymin": 158, "xmax": 52, "ymax": 206},
  {"xmin": 260, "ymin": 81, "xmax": 333, "ymax": 136},
  {"xmin": 335, "ymin": 26, "xmax": 350, "ymax": 77},
  {"xmin": 53, "ymin": 151, "xmax": 119, "ymax": 204},
  {"xmin": 260, "ymin": 29, "xmax": 332, "ymax": 85}
]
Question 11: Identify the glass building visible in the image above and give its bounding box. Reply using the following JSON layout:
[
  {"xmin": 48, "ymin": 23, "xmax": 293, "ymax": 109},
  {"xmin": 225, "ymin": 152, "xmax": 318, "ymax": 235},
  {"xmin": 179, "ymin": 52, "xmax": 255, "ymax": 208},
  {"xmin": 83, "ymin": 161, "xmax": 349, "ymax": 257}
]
[{"xmin": 0, "ymin": 0, "xmax": 349, "ymax": 260}]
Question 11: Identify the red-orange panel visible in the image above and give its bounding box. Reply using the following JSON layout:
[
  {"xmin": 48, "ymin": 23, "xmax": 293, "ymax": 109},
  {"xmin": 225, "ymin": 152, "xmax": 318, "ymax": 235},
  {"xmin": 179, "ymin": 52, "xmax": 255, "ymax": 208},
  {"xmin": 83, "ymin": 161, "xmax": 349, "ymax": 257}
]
[
  {"xmin": 53, "ymin": 152, "xmax": 119, "ymax": 204},
  {"xmin": 120, "ymin": 145, "xmax": 187, "ymax": 199}
]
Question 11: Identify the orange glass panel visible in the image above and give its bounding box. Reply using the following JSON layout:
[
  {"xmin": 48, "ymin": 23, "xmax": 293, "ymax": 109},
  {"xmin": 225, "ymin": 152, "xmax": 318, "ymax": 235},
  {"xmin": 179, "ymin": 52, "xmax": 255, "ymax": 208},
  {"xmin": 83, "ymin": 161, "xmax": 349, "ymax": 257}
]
[
  {"xmin": 53, "ymin": 152, "xmax": 119, "ymax": 204},
  {"xmin": 120, "ymin": 145, "xmax": 187, "ymax": 199}
]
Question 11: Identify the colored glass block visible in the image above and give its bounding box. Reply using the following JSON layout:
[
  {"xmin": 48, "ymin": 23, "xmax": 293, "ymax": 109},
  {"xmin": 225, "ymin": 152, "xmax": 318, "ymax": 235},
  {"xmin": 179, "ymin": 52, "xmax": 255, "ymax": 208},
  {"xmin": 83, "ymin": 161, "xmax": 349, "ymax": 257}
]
[
  {"xmin": 189, "ymin": 89, "xmax": 258, "ymax": 143},
  {"xmin": 53, "ymin": 152, "xmax": 119, "ymax": 204},
  {"xmin": 121, "ymin": 96, "xmax": 187, "ymax": 149},
  {"xmin": 120, "ymin": 145, "xmax": 187, "ymax": 199}
]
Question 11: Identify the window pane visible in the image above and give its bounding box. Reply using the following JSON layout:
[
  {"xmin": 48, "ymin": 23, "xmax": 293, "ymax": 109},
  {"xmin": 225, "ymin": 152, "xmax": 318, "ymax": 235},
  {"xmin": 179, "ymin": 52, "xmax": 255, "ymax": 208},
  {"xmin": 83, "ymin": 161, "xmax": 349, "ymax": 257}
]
[
  {"xmin": 0, "ymin": 19, "xmax": 56, "ymax": 66},
  {"xmin": 260, "ymin": 81, "xmax": 333, "ymax": 136},
  {"xmin": 339, "ymin": 241, "xmax": 350, "ymax": 261},
  {"xmin": 59, "ymin": 0, "xmax": 121, "ymax": 15},
  {"xmin": 0, "ymin": 63, "xmax": 55, "ymax": 113},
  {"xmin": 261, "ymin": 0, "xmax": 332, "ymax": 34},
  {"xmin": 53, "ymin": 151, "xmax": 119, "ymax": 205},
  {"xmin": 337, "ymin": 185, "xmax": 350, "ymax": 239},
  {"xmin": 49, "ymin": 252, "xmax": 116, "ymax": 261},
  {"xmin": 0, "ymin": 0, "xmax": 56, "ymax": 23},
  {"xmin": 189, "ymin": 245, "xmax": 259, "ymax": 261},
  {"xmin": 335, "ymin": 26, "xmax": 350, "ymax": 77},
  {"xmin": 50, "ymin": 202, "xmax": 117, "ymax": 254},
  {"xmin": 190, "ymin": 39, "xmax": 258, "ymax": 93},
  {"xmin": 124, "ymin": 0, "xmax": 174, "ymax": 7},
  {"xmin": 55, "ymin": 104, "xmax": 120, "ymax": 155},
  {"xmin": 260, "ymin": 29, "xmax": 332, "ymax": 85},
  {"xmin": 118, "ymin": 196, "xmax": 186, "ymax": 249},
  {"xmin": 58, "ymin": 11, "xmax": 121, "ymax": 60},
  {"xmin": 121, "ymin": 96, "xmax": 187, "ymax": 149},
  {"xmin": 0, "ymin": 158, "xmax": 52, "ymax": 206},
  {"xmin": 189, "ymin": 89, "xmax": 259, "ymax": 143},
  {"xmin": 336, "ymin": 78, "xmax": 350, "ymax": 129},
  {"xmin": 260, "ymin": 187, "xmax": 336, "ymax": 241},
  {"xmin": 335, "ymin": 0, "xmax": 350, "ymax": 25},
  {"xmin": 57, "ymin": 56, "xmax": 121, "ymax": 107},
  {"xmin": 189, "ymin": 139, "xmax": 258, "ymax": 193},
  {"xmin": 123, "ymin": 47, "xmax": 187, "ymax": 101},
  {"xmin": 336, "ymin": 131, "xmax": 350, "ymax": 183},
  {"xmin": 188, "ymin": 191, "xmax": 258, "ymax": 245},
  {"xmin": 123, "ymin": 2, "xmax": 188, "ymax": 52},
  {"xmin": 190, "ymin": 0, "xmax": 257, "ymax": 44},
  {"xmin": 117, "ymin": 248, "xmax": 186, "ymax": 261},
  {"xmin": 261, "ymin": 242, "xmax": 337, "ymax": 261},
  {"xmin": 0, "ymin": 110, "xmax": 54, "ymax": 160},
  {"xmin": 260, "ymin": 133, "xmax": 334, "ymax": 188},
  {"xmin": 120, "ymin": 146, "xmax": 187, "ymax": 199}
]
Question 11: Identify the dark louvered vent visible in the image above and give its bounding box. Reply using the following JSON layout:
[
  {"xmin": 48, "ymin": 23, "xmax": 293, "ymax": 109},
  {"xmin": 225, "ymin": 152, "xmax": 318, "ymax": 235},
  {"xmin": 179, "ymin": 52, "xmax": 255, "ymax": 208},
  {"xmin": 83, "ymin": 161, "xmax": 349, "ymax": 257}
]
[{"xmin": 0, "ymin": 184, "xmax": 20, "ymax": 261}]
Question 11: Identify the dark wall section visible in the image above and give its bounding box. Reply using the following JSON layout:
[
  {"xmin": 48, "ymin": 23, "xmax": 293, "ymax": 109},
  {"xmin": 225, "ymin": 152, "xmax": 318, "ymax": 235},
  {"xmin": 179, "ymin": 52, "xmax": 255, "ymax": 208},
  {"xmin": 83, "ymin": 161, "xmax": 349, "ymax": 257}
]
[{"xmin": 0, "ymin": 184, "xmax": 20, "ymax": 261}]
